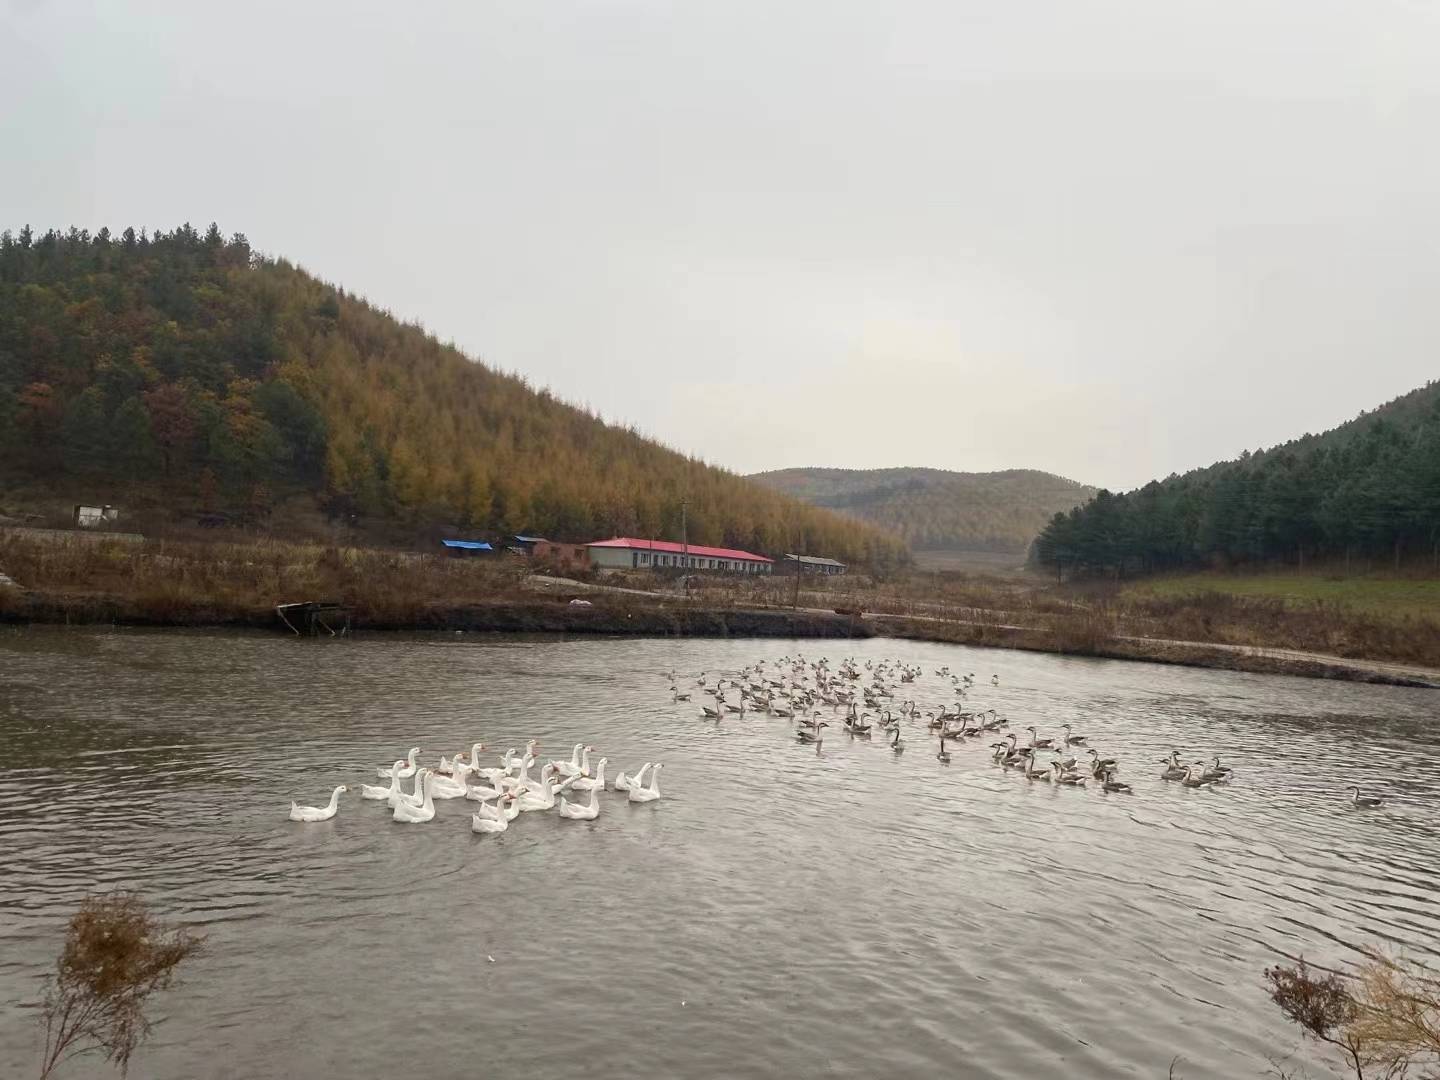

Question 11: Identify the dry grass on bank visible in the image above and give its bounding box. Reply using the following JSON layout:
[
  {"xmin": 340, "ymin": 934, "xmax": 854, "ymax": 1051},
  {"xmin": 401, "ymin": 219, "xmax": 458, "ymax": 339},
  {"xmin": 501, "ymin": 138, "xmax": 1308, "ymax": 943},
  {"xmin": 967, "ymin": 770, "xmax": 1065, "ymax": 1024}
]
[
  {"xmin": 0, "ymin": 531, "xmax": 532, "ymax": 623},
  {"xmin": 3, "ymin": 532, "xmax": 1438, "ymax": 671}
]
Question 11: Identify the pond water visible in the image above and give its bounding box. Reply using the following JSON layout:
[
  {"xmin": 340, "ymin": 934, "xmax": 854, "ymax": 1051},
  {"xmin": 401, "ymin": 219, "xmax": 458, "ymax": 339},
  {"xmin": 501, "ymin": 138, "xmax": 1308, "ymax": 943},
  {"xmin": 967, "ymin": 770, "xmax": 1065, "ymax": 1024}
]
[{"xmin": 0, "ymin": 629, "xmax": 1437, "ymax": 1079}]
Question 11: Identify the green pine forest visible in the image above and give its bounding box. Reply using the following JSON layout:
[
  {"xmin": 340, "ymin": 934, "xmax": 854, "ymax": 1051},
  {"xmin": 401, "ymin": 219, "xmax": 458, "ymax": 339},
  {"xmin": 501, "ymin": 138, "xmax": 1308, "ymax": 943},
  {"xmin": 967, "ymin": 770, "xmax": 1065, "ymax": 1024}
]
[
  {"xmin": 0, "ymin": 224, "xmax": 907, "ymax": 567},
  {"xmin": 1033, "ymin": 382, "xmax": 1440, "ymax": 577}
]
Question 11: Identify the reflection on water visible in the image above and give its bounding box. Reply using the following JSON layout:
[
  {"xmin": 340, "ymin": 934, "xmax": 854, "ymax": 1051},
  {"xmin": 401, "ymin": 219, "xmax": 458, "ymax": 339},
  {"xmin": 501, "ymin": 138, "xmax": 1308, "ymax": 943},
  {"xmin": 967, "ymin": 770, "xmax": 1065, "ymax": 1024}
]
[{"xmin": 0, "ymin": 628, "xmax": 1436, "ymax": 1079}]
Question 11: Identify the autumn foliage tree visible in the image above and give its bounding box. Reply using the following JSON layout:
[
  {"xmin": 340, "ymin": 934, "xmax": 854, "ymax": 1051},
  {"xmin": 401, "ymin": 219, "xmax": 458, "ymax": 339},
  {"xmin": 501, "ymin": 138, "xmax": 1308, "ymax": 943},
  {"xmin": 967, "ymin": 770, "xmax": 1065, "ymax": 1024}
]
[{"xmin": 0, "ymin": 223, "xmax": 905, "ymax": 567}]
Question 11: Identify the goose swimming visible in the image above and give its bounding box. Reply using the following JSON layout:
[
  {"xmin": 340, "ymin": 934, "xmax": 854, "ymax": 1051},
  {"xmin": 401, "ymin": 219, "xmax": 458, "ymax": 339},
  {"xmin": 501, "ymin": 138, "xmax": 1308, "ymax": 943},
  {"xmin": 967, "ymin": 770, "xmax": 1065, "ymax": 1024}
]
[
  {"xmin": 1051, "ymin": 762, "xmax": 1085, "ymax": 786},
  {"xmin": 289, "ymin": 785, "xmax": 346, "ymax": 822},
  {"xmin": 1025, "ymin": 725, "xmax": 1054, "ymax": 750},
  {"xmin": 378, "ymin": 748, "xmax": 421, "ymax": 779},
  {"xmin": 1180, "ymin": 764, "xmax": 1214, "ymax": 790},
  {"xmin": 1345, "ymin": 786, "xmax": 1384, "ymax": 808},
  {"xmin": 558, "ymin": 784, "xmax": 600, "ymax": 820},
  {"xmin": 472, "ymin": 794, "xmax": 517, "ymax": 834},
  {"xmin": 627, "ymin": 762, "xmax": 663, "ymax": 803},
  {"xmin": 1159, "ymin": 752, "xmax": 1188, "ymax": 781},
  {"xmin": 474, "ymin": 749, "xmax": 519, "ymax": 785},
  {"xmin": 515, "ymin": 768, "xmax": 575, "ymax": 812},
  {"xmin": 566, "ymin": 758, "xmax": 608, "ymax": 792},
  {"xmin": 613, "ymin": 762, "xmax": 650, "ymax": 793},
  {"xmin": 555, "ymin": 744, "xmax": 595, "ymax": 779},
  {"xmin": 359, "ymin": 764, "xmax": 405, "ymax": 801},
  {"xmin": 393, "ymin": 771, "xmax": 436, "ymax": 823}
]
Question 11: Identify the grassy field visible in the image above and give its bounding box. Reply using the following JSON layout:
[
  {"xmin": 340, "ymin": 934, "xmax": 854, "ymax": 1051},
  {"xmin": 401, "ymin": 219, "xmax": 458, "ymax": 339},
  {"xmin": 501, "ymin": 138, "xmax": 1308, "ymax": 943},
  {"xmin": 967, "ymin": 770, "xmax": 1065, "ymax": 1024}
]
[{"xmin": 1126, "ymin": 571, "xmax": 1440, "ymax": 621}]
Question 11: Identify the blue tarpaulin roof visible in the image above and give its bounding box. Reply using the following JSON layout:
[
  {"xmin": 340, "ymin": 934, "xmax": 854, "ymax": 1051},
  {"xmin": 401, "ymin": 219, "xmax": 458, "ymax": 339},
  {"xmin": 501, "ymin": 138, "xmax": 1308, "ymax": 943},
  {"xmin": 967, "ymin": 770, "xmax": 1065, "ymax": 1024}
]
[{"xmin": 441, "ymin": 539, "xmax": 493, "ymax": 550}]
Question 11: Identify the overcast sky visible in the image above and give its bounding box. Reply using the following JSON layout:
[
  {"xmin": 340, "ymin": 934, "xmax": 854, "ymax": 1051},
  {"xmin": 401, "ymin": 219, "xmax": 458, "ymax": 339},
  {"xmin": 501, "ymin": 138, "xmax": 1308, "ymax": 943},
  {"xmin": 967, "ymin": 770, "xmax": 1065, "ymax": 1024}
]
[{"xmin": 3, "ymin": 1, "xmax": 1437, "ymax": 490}]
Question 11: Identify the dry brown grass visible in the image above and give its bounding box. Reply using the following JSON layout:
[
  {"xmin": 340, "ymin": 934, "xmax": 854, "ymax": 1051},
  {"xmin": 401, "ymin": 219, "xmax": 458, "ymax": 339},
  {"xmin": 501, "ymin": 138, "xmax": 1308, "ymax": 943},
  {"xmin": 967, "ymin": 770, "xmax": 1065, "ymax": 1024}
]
[
  {"xmin": 0, "ymin": 531, "xmax": 532, "ymax": 624},
  {"xmin": 3, "ymin": 531, "xmax": 1436, "ymax": 671}
]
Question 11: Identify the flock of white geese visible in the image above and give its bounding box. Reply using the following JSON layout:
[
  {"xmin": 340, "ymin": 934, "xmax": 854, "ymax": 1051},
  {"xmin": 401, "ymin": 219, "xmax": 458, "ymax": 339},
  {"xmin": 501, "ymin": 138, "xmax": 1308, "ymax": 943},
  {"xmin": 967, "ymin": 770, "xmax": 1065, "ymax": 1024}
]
[
  {"xmin": 288, "ymin": 739, "xmax": 663, "ymax": 832},
  {"xmin": 678, "ymin": 653, "xmax": 1386, "ymax": 807},
  {"xmin": 290, "ymin": 649, "xmax": 1388, "ymax": 825}
]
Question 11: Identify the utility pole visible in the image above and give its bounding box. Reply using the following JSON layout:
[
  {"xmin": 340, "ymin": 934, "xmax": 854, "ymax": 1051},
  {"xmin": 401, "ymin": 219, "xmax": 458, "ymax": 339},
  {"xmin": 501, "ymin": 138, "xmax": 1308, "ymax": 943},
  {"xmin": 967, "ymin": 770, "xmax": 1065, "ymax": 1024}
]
[
  {"xmin": 681, "ymin": 499, "xmax": 689, "ymax": 599},
  {"xmin": 792, "ymin": 535, "xmax": 801, "ymax": 610}
]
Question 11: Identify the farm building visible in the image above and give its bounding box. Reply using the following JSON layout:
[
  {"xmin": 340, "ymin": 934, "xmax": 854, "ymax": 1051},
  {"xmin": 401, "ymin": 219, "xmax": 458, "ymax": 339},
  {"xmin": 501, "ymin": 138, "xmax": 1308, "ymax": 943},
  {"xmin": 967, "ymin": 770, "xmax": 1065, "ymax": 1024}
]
[
  {"xmin": 586, "ymin": 537, "xmax": 773, "ymax": 574},
  {"xmin": 532, "ymin": 540, "xmax": 589, "ymax": 572},
  {"xmin": 777, "ymin": 553, "xmax": 847, "ymax": 576},
  {"xmin": 441, "ymin": 539, "xmax": 493, "ymax": 558},
  {"xmin": 507, "ymin": 535, "xmax": 589, "ymax": 572}
]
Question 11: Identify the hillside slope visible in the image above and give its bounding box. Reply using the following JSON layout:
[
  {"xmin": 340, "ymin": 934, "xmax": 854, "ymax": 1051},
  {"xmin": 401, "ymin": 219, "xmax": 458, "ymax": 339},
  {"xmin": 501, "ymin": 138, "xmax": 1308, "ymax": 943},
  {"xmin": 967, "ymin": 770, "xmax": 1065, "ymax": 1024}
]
[
  {"xmin": 0, "ymin": 224, "xmax": 906, "ymax": 566},
  {"xmin": 749, "ymin": 467, "xmax": 1096, "ymax": 553},
  {"xmin": 1035, "ymin": 381, "xmax": 1440, "ymax": 576}
]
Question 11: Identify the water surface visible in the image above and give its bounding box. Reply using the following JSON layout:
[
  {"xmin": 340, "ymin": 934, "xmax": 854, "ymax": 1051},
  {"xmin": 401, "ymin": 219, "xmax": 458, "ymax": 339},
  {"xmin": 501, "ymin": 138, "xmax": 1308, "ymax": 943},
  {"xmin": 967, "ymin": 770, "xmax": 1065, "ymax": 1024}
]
[{"xmin": 1, "ymin": 629, "xmax": 1436, "ymax": 1079}]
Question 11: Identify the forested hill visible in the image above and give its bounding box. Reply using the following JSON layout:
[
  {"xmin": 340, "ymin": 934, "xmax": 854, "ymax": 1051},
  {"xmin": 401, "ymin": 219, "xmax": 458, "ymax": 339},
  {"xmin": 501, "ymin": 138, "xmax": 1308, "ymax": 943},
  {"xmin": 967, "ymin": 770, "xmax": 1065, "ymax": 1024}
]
[
  {"xmin": 0, "ymin": 224, "xmax": 906, "ymax": 566},
  {"xmin": 1034, "ymin": 382, "xmax": 1440, "ymax": 576},
  {"xmin": 749, "ymin": 467, "xmax": 1097, "ymax": 553}
]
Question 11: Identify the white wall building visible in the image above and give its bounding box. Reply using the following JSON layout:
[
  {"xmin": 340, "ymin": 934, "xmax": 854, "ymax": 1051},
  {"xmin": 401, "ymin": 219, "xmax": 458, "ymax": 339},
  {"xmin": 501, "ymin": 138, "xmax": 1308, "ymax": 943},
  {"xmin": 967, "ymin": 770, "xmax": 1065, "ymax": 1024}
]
[{"xmin": 586, "ymin": 537, "xmax": 773, "ymax": 573}]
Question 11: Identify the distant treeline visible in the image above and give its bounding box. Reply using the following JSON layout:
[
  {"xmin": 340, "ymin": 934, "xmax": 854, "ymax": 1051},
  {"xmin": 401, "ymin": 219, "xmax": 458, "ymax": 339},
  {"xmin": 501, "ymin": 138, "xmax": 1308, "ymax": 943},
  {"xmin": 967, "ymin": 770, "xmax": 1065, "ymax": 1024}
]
[
  {"xmin": 0, "ymin": 224, "xmax": 907, "ymax": 567},
  {"xmin": 1033, "ymin": 383, "xmax": 1440, "ymax": 577}
]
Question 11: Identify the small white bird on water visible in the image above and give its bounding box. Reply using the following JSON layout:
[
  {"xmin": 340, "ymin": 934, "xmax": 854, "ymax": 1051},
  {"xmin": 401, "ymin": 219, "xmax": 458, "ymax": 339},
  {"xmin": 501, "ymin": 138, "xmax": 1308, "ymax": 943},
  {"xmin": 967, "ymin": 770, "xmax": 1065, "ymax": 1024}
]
[{"xmin": 289, "ymin": 785, "xmax": 347, "ymax": 822}]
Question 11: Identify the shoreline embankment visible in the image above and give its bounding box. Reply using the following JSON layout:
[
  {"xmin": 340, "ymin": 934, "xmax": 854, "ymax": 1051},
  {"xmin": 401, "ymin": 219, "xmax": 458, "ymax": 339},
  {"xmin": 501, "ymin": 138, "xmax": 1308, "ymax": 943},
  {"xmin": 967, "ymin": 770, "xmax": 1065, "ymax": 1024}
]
[{"xmin": 3, "ymin": 589, "xmax": 1436, "ymax": 689}]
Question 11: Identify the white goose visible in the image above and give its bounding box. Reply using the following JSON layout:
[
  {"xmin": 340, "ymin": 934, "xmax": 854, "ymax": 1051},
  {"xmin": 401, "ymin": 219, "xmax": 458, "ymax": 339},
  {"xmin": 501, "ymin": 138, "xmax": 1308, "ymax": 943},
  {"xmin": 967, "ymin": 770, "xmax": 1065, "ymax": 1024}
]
[
  {"xmin": 359, "ymin": 763, "xmax": 405, "ymax": 800},
  {"xmin": 554, "ymin": 743, "xmax": 594, "ymax": 778},
  {"xmin": 378, "ymin": 748, "xmax": 421, "ymax": 779},
  {"xmin": 474, "ymin": 749, "xmax": 518, "ymax": 785},
  {"xmin": 565, "ymin": 759, "xmax": 608, "ymax": 792},
  {"xmin": 502, "ymin": 754, "xmax": 541, "ymax": 794},
  {"xmin": 393, "ymin": 771, "xmax": 436, "ymax": 823},
  {"xmin": 613, "ymin": 763, "xmax": 650, "ymax": 793},
  {"xmin": 465, "ymin": 775, "xmax": 506, "ymax": 802},
  {"xmin": 389, "ymin": 767, "xmax": 429, "ymax": 809},
  {"xmin": 289, "ymin": 785, "xmax": 346, "ymax": 822},
  {"xmin": 428, "ymin": 768, "xmax": 470, "ymax": 800},
  {"xmin": 558, "ymin": 785, "xmax": 600, "ymax": 820},
  {"xmin": 475, "ymin": 791, "xmax": 523, "ymax": 822},
  {"xmin": 472, "ymin": 794, "xmax": 517, "ymax": 834},
  {"xmin": 515, "ymin": 767, "xmax": 574, "ymax": 812},
  {"xmin": 458, "ymin": 742, "xmax": 488, "ymax": 773},
  {"xmin": 627, "ymin": 762, "xmax": 663, "ymax": 803}
]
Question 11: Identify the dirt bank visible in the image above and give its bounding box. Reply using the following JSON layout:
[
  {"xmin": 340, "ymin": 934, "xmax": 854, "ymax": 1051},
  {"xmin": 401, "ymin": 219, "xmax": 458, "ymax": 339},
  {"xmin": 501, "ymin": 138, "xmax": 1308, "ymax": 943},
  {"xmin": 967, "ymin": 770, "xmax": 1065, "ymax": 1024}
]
[{"xmin": 4, "ymin": 587, "xmax": 1436, "ymax": 689}]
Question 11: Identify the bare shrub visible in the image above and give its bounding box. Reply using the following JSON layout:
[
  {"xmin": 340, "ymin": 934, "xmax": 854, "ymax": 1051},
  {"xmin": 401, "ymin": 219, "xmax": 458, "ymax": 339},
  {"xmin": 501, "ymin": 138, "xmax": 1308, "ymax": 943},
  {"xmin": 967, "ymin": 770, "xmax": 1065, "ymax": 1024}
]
[
  {"xmin": 1266, "ymin": 953, "xmax": 1440, "ymax": 1080},
  {"xmin": 38, "ymin": 892, "xmax": 204, "ymax": 1079}
]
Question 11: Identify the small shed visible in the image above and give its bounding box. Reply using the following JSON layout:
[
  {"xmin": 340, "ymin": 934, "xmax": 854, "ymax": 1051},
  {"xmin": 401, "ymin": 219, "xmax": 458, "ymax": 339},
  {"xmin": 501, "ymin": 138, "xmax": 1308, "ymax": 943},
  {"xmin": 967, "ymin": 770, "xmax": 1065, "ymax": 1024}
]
[
  {"xmin": 441, "ymin": 539, "xmax": 494, "ymax": 558},
  {"xmin": 74, "ymin": 504, "xmax": 119, "ymax": 528},
  {"xmin": 778, "ymin": 553, "xmax": 847, "ymax": 576}
]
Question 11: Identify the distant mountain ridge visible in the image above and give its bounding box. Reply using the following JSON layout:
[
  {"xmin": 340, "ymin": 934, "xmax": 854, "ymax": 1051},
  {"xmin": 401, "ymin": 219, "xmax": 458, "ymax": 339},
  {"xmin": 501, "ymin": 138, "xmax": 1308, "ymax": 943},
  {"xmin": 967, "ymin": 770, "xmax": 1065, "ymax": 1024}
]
[{"xmin": 748, "ymin": 467, "xmax": 1097, "ymax": 554}]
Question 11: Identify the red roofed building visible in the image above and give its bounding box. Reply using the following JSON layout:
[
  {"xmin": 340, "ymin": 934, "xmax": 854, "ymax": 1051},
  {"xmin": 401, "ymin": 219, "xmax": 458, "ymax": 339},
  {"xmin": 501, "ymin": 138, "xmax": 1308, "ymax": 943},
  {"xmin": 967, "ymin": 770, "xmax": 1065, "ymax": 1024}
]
[{"xmin": 585, "ymin": 537, "xmax": 773, "ymax": 574}]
